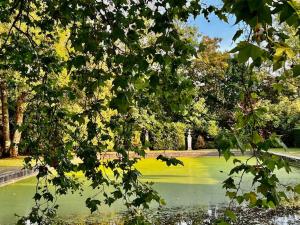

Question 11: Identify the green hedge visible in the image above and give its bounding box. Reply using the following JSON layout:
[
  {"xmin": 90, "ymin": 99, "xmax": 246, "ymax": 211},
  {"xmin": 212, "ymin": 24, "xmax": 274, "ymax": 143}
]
[{"xmin": 149, "ymin": 122, "xmax": 186, "ymax": 150}]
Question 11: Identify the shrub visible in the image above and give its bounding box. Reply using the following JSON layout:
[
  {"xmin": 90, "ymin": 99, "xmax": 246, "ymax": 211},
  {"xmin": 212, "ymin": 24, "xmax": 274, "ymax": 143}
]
[{"xmin": 149, "ymin": 122, "xmax": 186, "ymax": 150}]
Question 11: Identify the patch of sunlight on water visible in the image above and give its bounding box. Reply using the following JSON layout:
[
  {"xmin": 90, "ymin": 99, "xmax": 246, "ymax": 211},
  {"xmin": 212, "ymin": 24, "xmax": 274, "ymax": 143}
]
[{"xmin": 136, "ymin": 157, "xmax": 221, "ymax": 185}]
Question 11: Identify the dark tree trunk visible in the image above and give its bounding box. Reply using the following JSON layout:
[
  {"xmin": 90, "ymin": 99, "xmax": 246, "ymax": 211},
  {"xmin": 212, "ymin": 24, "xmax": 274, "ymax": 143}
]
[
  {"xmin": 0, "ymin": 80, "xmax": 10, "ymax": 157},
  {"xmin": 10, "ymin": 92, "xmax": 27, "ymax": 157}
]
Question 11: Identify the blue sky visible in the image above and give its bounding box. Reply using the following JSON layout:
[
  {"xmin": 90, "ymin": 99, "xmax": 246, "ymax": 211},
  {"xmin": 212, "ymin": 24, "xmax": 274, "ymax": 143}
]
[{"xmin": 188, "ymin": 0, "xmax": 239, "ymax": 51}]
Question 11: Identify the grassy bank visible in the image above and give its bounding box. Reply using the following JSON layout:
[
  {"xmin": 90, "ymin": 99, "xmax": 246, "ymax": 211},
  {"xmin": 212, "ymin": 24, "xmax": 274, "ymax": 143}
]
[{"xmin": 0, "ymin": 157, "xmax": 25, "ymax": 167}]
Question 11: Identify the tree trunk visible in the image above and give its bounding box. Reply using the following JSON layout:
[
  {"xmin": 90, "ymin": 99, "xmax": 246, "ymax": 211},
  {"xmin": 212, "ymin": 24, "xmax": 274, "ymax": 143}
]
[
  {"xmin": 0, "ymin": 80, "xmax": 10, "ymax": 157},
  {"xmin": 10, "ymin": 92, "xmax": 27, "ymax": 157}
]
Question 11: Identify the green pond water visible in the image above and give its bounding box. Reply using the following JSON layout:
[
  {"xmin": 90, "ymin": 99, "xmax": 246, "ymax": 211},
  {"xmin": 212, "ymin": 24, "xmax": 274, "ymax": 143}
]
[{"xmin": 0, "ymin": 157, "xmax": 299, "ymax": 225}]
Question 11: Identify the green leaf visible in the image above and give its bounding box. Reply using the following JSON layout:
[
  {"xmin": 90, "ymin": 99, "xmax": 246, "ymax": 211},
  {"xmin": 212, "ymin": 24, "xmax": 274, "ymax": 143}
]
[
  {"xmin": 247, "ymin": 0, "xmax": 262, "ymax": 12},
  {"xmin": 225, "ymin": 209, "xmax": 237, "ymax": 221},
  {"xmin": 217, "ymin": 221, "xmax": 231, "ymax": 225},
  {"xmin": 24, "ymin": 156, "xmax": 32, "ymax": 165},
  {"xmin": 247, "ymin": 192, "xmax": 257, "ymax": 205},
  {"xmin": 223, "ymin": 150, "xmax": 233, "ymax": 161},
  {"xmin": 295, "ymin": 184, "xmax": 300, "ymax": 194},
  {"xmin": 244, "ymin": 192, "xmax": 257, "ymax": 205},
  {"xmin": 292, "ymin": 64, "xmax": 300, "ymax": 77},
  {"xmin": 42, "ymin": 192, "xmax": 54, "ymax": 202},
  {"xmin": 86, "ymin": 198, "xmax": 101, "ymax": 213},
  {"xmin": 233, "ymin": 30, "xmax": 243, "ymax": 41},
  {"xmin": 233, "ymin": 158, "xmax": 242, "ymax": 164},
  {"xmin": 279, "ymin": 1, "xmax": 298, "ymax": 25},
  {"xmin": 159, "ymin": 198, "xmax": 166, "ymax": 206},
  {"xmin": 33, "ymin": 193, "xmax": 42, "ymax": 201},
  {"xmin": 157, "ymin": 155, "xmax": 184, "ymax": 166},
  {"xmin": 272, "ymin": 83, "xmax": 284, "ymax": 92},
  {"xmin": 236, "ymin": 196, "xmax": 244, "ymax": 204},
  {"xmin": 274, "ymin": 45, "xmax": 295, "ymax": 63},
  {"xmin": 268, "ymin": 201, "xmax": 276, "ymax": 208},
  {"xmin": 112, "ymin": 190, "xmax": 123, "ymax": 199},
  {"xmin": 252, "ymin": 131, "xmax": 263, "ymax": 144},
  {"xmin": 113, "ymin": 76, "xmax": 128, "ymax": 89},
  {"xmin": 250, "ymin": 92, "xmax": 258, "ymax": 99},
  {"xmin": 230, "ymin": 41, "xmax": 266, "ymax": 64},
  {"xmin": 223, "ymin": 177, "xmax": 236, "ymax": 189},
  {"xmin": 226, "ymin": 191, "xmax": 237, "ymax": 199},
  {"xmin": 149, "ymin": 74, "xmax": 160, "ymax": 88},
  {"xmin": 109, "ymin": 92, "xmax": 129, "ymax": 113},
  {"xmin": 278, "ymin": 191, "xmax": 289, "ymax": 201},
  {"xmin": 234, "ymin": 134, "xmax": 245, "ymax": 154}
]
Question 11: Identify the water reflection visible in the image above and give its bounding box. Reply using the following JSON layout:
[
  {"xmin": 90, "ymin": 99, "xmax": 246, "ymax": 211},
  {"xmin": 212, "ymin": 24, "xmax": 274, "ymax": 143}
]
[{"xmin": 273, "ymin": 214, "xmax": 300, "ymax": 225}]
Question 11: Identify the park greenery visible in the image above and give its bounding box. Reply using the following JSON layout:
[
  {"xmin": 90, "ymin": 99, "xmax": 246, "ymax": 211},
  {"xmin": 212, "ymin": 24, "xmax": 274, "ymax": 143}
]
[{"xmin": 0, "ymin": 0, "xmax": 299, "ymax": 224}]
